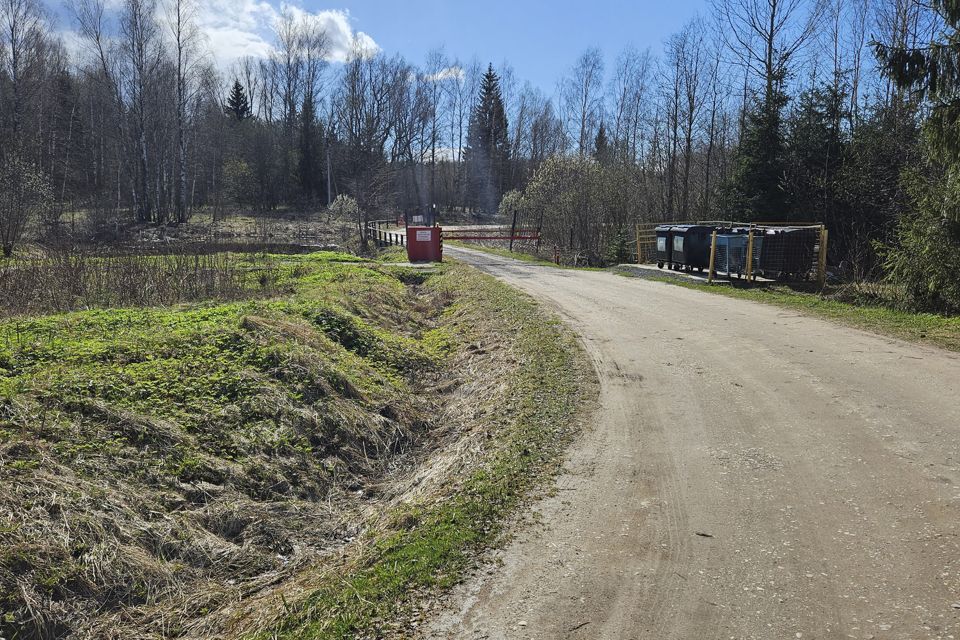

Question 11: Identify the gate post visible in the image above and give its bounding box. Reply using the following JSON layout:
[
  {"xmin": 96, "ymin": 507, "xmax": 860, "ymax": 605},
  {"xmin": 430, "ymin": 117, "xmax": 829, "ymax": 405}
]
[
  {"xmin": 636, "ymin": 224, "xmax": 641, "ymax": 264},
  {"xmin": 817, "ymin": 226, "xmax": 829, "ymax": 290},
  {"xmin": 708, "ymin": 231, "xmax": 718, "ymax": 284}
]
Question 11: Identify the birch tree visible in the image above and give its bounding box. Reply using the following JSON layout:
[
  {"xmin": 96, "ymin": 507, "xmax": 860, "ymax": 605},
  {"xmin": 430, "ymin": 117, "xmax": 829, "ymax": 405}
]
[
  {"xmin": 0, "ymin": 0, "xmax": 44, "ymax": 149},
  {"xmin": 120, "ymin": 0, "xmax": 163, "ymax": 222},
  {"xmin": 165, "ymin": 0, "xmax": 200, "ymax": 222},
  {"xmin": 714, "ymin": 0, "xmax": 825, "ymax": 102},
  {"xmin": 609, "ymin": 46, "xmax": 652, "ymax": 164},
  {"xmin": 561, "ymin": 48, "xmax": 604, "ymax": 157}
]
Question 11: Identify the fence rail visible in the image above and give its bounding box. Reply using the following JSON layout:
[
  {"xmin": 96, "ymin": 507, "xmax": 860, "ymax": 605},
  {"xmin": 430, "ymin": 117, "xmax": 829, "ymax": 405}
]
[
  {"xmin": 442, "ymin": 228, "xmax": 540, "ymax": 241},
  {"xmin": 368, "ymin": 220, "xmax": 406, "ymax": 247}
]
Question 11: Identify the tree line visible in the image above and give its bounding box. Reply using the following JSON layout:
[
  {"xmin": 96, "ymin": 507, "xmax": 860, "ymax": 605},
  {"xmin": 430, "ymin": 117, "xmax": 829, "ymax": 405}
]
[
  {"xmin": 0, "ymin": 0, "xmax": 560, "ymax": 251},
  {"xmin": 0, "ymin": 0, "xmax": 958, "ymax": 310},
  {"xmin": 506, "ymin": 0, "xmax": 959, "ymax": 314}
]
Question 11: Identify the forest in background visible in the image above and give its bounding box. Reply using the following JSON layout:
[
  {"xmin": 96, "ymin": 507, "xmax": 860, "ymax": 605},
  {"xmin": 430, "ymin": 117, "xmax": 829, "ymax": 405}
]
[{"xmin": 0, "ymin": 0, "xmax": 959, "ymax": 311}]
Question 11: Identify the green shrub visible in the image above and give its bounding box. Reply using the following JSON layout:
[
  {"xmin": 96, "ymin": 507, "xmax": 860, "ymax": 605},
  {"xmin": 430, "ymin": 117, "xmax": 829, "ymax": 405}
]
[{"xmin": 884, "ymin": 168, "xmax": 960, "ymax": 314}]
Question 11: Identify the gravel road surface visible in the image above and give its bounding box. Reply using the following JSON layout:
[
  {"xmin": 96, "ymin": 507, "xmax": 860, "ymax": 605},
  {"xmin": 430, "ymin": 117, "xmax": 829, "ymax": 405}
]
[{"xmin": 427, "ymin": 246, "xmax": 960, "ymax": 640}]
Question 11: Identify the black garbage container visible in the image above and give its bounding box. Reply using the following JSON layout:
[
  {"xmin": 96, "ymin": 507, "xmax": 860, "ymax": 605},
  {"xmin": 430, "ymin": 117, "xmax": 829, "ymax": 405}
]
[
  {"xmin": 655, "ymin": 225, "xmax": 673, "ymax": 268},
  {"xmin": 671, "ymin": 225, "xmax": 715, "ymax": 272}
]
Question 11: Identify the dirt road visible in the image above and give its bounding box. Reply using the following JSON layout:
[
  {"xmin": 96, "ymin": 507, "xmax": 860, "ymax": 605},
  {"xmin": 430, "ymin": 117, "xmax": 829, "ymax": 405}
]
[{"xmin": 428, "ymin": 247, "xmax": 960, "ymax": 640}]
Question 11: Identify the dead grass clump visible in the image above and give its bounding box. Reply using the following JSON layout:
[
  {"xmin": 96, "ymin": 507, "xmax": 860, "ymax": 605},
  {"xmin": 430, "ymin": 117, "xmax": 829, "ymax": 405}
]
[{"xmin": 64, "ymin": 399, "xmax": 185, "ymax": 449}]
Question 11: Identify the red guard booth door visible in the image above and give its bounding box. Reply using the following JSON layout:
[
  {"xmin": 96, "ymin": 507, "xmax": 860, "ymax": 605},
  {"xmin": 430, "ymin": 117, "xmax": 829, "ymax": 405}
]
[{"xmin": 406, "ymin": 226, "xmax": 443, "ymax": 262}]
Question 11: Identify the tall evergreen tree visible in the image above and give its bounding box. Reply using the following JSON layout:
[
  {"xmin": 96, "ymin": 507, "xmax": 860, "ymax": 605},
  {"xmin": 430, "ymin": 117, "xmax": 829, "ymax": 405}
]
[
  {"xmin": 464, "ymin": 65, "xmax": 509, "ymax": 214},
  {"xmin": 837, "ymin": 102, "xmax": 920, "ymax": 276},
  {"xmin": 783, "ymin": 82, "xmax": 848, "ymax": 224},
  {"xmin": 225, "ymin": 80, "xmax": 252, "ymax": 122},
  {"xmin": 876, "ymin": 0, "xmax": 960, "ymax": 312},
  {"xmin": 721, "ymin": 79, "xmax": 789, "ymax": 220},
  {"xmin": 298, "ymin": 94, "xmax": 325, "ymax": 202},
  {"xmin": 593, "ymin": 122, "xmax": 612, "ymax": 165}
]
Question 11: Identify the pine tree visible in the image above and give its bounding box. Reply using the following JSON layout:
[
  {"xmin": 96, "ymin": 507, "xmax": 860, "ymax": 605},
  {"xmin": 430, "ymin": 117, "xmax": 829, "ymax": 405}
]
[
  {"xmin": 593, "ymin": 122, "xmax": 611, "ymax": 165},
  {"xmin": 875, "ymin": 0, "xmax": 960, "ymax": 312},
  {"xmin": 225, "ymin": 80, "xmax": 251, "ymax": 122},
  {"xmin": 721, "ymin": 79, "xmax": 789, "ymax": 221},
  {"xmin": 464, "ymin": 65, "xmax": 510, "ymax": 214}
]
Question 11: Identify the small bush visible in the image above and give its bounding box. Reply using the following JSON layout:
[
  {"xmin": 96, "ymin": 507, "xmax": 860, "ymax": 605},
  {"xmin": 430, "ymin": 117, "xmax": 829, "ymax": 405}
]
[{"xmin": 0, "ymin": 156, "xmax": 53, "ymax": 258}]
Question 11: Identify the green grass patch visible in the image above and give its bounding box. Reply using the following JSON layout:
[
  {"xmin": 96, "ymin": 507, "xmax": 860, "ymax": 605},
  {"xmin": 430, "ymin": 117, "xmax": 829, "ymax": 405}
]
[
  {"xmin": 0, "ymin": 248, "xmax": 594, "ymax": 639},
  {"xmin": 0, "ymin": 250, "xmax": 463, "ymax": 638}
]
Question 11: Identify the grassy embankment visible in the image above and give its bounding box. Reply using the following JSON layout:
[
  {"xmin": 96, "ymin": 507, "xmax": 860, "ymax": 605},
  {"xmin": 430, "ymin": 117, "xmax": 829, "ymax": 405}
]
[
  {"xmin": 257, "ymin": 255, "xmax": 595, "ymax": 639},
  {"xmin": 0, "ymin": 248, "xmax": 594, "ymax": 639}
]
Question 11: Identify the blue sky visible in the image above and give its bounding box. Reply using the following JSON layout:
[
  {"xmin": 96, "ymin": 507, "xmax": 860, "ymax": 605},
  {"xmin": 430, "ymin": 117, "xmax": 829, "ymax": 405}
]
[
  {"xmin": 337, "ymin": 0, "xmax": 709, "ymax": 89},
  {"xmin": 50, "ymin": 0, "xmax": 711, "ymax": 93}
]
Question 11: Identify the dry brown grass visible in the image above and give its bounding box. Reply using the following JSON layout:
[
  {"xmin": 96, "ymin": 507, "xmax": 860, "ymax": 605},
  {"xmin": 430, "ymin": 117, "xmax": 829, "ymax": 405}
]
[{"xmin": 0, "ymin": 249, "xmax": 288, "ymax": 318}]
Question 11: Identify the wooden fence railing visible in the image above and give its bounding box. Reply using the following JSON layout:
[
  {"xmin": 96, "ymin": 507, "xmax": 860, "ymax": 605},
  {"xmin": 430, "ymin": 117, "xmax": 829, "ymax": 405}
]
[{"xmin": 368, "ymin": 220, "xmax": 406, "ymax": 247}]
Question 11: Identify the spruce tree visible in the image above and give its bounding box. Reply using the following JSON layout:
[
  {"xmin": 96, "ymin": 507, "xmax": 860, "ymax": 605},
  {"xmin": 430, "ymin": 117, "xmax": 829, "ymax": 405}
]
[
  {"xmin": 721, "ymin": 79, "xmax": 789, "ymax": 221},
  {"xmin": 782, "ymin": 82, "xmax": 848, "ymax": 225},
  {"xmin": 298, "ymin": 94, "xmax": 325, "ymax": 202},
  {"xmin": 876, "ymin": 0, "xmax": 960, "ymax": 312},
  {"xmin": 225, "ymin": 80, "xmax": 251, "ymax": 121},
  {"xmin": 593, "ymin": 122, "xmax": 611, "ymax": 165},
  {"xmin": 464, "ymin": 65, "xmax": 510, "ymax": 214}
]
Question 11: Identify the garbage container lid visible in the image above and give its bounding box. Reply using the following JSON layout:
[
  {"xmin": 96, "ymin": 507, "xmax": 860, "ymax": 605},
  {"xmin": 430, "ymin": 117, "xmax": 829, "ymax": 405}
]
[{"xmin": 671, "ymin": 224, "xmax": 714, "ymax": 234}]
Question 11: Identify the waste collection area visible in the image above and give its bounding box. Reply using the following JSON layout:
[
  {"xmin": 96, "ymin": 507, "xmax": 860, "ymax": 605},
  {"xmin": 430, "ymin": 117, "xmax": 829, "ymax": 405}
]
[{"xmin": 649, "ymin": 222, "xmax": 828, "ymax": 285}]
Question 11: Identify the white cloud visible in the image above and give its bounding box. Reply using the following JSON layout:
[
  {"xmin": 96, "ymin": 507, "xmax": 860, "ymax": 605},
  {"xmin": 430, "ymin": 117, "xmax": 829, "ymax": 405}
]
[
  {"xmin": 55, "ymin": 28, "xmax": 87, "ymax": 65},
  {"xmin": 426, "ymin": 66, "xmax": 465, "ymax": 83},
  {"xmin": 197, "ymin": 2, "xmax": 378, "ymax": 68},
  {"xmin": 201, "ymin": 24, "xmax": 275, "ymax": 63},
  {"xmin": 277, "ymin": 4, "xmax": 379, "ymax": 63},
  {"xmin": 54, "ymin": 1, "xmax": 379, "ymax": 70}
]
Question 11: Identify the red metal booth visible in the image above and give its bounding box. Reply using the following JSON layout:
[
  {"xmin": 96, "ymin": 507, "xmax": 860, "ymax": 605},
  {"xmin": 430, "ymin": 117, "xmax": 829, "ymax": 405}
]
[{"xmin": 406, "ymin": 226, "xmax": 443, "ymax": 262}]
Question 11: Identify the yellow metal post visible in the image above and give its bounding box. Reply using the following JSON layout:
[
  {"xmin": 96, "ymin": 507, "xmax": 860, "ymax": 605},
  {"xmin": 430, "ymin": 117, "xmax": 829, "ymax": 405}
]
[
  {"xmin": 708, "ymin": 231, "xmax": 718, "ymax": 284},
  {"xmin": 745, "ymin": 228, "xmax": 755, "ymax": 281},
  {"xmin": 636, "ymin": 224, "xmax": 642, "ymax": 264},
  {"xmin": 817, "ymin": 226, "xmax": 829, "ymax": 290}
]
